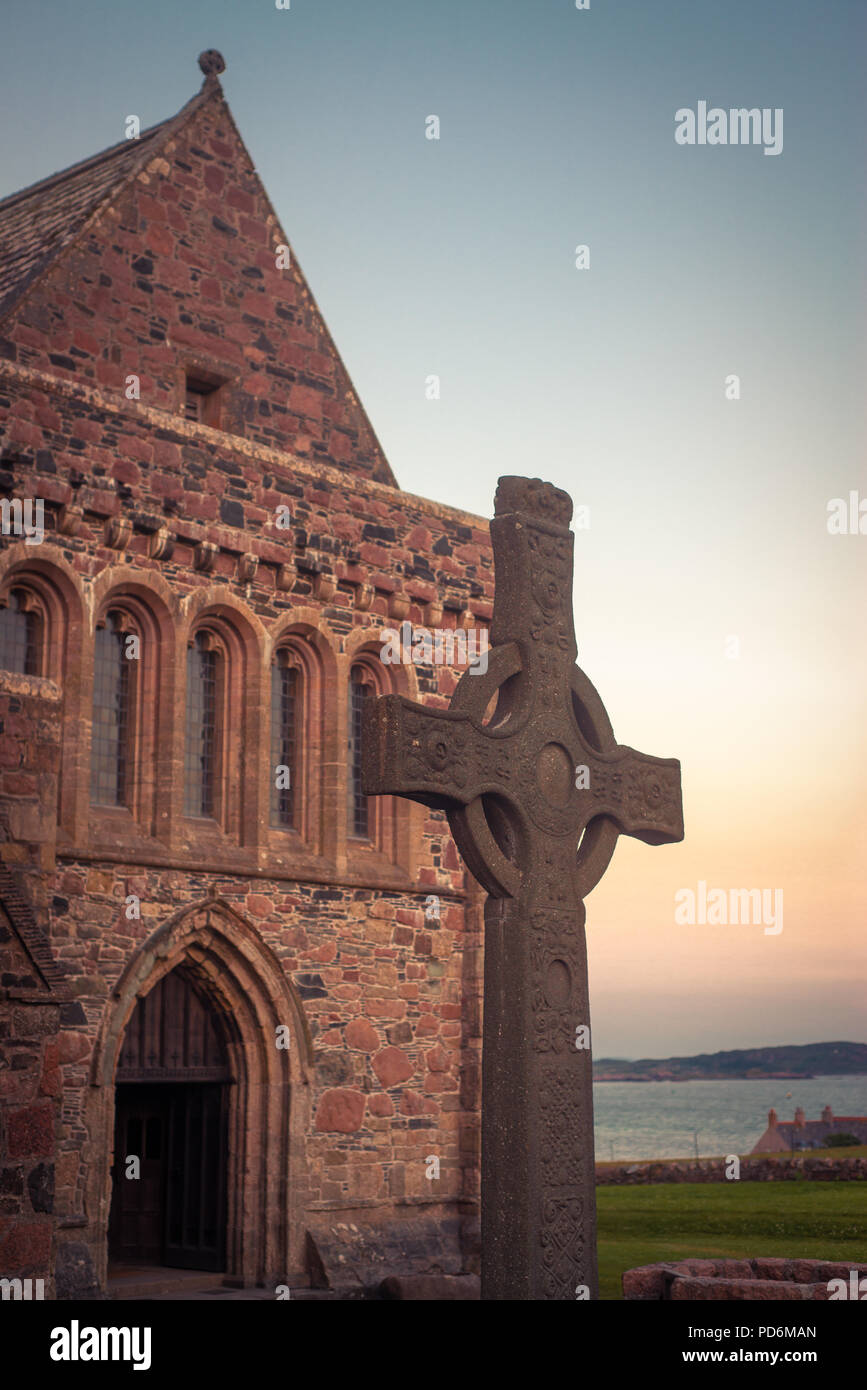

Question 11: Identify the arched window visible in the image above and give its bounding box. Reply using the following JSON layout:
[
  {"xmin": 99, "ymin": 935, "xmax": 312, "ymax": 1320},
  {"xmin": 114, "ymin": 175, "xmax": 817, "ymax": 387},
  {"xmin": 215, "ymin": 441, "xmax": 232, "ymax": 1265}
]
[
  {"xmin": 0, "ymin": 588, "xmax": 40, "ymax": 674},
  {"xmin": 91, "ymin": 611, "xmax": 134, "ymax": 807},
  {"xmin": 0, "ymin": 565, "xmax": 84, "ymax": 843},
  {"xmin": 89, "ymin": 588, "xmax": 169, "ymax": 836},
  {"xmin": 270, "ymin": 650, "xmax": 300, "ymax": 829},
  {"xmin": 344, "ymin": 649, "xmax": 411, "ymax": 870},
  {"xmin": 185, "ymin": 630, "xmax": 224, "ymax": 820},
  {"xmin": 348, "ymin": 663, "xmax": 377, "ymax": 839}
]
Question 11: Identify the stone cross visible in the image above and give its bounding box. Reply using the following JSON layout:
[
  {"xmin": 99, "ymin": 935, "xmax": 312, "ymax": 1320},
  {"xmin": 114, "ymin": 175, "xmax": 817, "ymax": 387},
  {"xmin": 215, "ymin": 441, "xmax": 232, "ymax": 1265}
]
[{"xmin": 362, "ymin": 476, "xmax": 683, "ymax": 1300}]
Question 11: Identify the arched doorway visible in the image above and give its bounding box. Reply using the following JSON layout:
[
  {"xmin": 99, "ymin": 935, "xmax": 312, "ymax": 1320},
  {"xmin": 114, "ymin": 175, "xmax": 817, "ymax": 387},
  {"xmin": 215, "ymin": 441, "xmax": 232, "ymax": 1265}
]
[
  {"xmin": 89, "ymin": 899, "xmax": 315, "ymax": 1293},
  {"xmin": 108, "ymin": 969, "xmax": 230, "ymax": 1270}
]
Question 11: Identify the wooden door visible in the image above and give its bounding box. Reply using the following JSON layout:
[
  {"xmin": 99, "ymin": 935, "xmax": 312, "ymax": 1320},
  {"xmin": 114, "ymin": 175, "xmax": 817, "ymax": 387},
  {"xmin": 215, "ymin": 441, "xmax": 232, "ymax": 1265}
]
[
  {"xmin": 109, "ymin": 1084, "xmax": 170, "ymax": 1264},
  {"xmin": 164, "ymin": 1084, "xmax": 227, "ymax": 1270},
  {"xmin": 109, "ymin": 1082, "xmax": 228, "ymax": 1269}
]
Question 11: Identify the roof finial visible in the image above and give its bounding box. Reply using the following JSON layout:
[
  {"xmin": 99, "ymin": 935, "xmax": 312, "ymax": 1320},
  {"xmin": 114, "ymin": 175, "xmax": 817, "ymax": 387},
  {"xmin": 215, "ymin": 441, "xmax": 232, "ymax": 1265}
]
[{"xmin": 198, "ymin": 50, "xmax": 226, "ymax": 80}]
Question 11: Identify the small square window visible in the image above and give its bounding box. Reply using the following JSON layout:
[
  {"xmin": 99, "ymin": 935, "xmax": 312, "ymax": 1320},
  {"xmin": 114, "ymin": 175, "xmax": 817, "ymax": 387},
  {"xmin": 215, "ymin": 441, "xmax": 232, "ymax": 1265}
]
[{"xmin": 184, "ymin": 374, "xmax": 223, "ymax": 428}]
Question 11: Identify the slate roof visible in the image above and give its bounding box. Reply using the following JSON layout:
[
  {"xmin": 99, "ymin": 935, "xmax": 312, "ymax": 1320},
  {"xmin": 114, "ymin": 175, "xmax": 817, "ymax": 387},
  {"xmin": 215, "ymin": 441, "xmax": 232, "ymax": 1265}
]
[
  {"xmin": 752, "ymin": 1107, "xmax": 867, "ymax": 1153},
  {"xmin": 778, "ymin": 1117, "xmax": 867, "ymax": 1148}
]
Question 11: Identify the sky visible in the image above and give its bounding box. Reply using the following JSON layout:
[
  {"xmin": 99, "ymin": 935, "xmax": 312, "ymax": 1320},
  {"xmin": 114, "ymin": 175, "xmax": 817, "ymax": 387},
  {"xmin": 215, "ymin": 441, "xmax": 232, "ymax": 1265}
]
[{"xmin": 2, "ymin": 0, "xmax": 865, "ymax": 1058}]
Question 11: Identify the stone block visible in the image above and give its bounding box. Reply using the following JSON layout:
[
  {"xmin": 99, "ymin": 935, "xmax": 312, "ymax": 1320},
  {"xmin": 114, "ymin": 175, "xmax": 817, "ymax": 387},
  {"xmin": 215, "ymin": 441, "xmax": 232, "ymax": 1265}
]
[
  {"xmin": 7, "ymin": 1102, "xmax": 54, "ymax": 1159},
  {"xmin": 314, "ymin": 1088, "xmax": 365, "ymax": 1133},
  {"xmin": 344, "ymin": 1018, "xmax": 379, "ymax": 1051},
  {"xmin": 372, "ymin": 1046, "xmax": 413, "ymax": 1088},
  {"xmin": 55, "ymin": 1241, "xmax": 103, "ymax": 1300}
]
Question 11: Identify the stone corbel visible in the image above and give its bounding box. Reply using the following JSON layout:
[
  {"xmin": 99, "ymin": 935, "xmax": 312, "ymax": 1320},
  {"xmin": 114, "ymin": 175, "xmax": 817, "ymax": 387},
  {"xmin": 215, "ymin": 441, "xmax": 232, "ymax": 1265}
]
[
  {"xmin": 389, "ymin": 591, "xmax": 411, "ymax": 621},
  {"xmin": 354, "ymin": 582, "xmax": 374, "ymax": 612},
  {"xmin": 104, "ymin": 516, "xmax": 132, "ymax": 550},
  {"xmin": 276, "ymin": 562, "xmax": 296, "ymax": 591},
  {"xmin": 237, "ymin": 553, "xmax": 259, "ymax": 583},
  {"xmin": 149, "ymin": 526, "xmax": 175, "ymax": 560},
  {"xmin": 57, "ymin": 505, "xmax": 83, "ymax": 537},
  {"xmin": 424, "ymin": 601, "xmax": 443, "ymax": 628},
  {"xmin": 313, "ymin": 572, "xmax": 336, "ymax": 603},
  {"xmin": 193, "ymin": 540, "xmax": 218, "ymax": 573}
]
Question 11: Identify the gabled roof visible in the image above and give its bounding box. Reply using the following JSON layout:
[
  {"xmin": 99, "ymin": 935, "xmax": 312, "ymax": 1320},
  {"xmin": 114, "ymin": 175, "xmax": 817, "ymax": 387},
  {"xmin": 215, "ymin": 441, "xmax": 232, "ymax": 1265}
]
[
  {"xmin": 0, "ymin": 87, "xmax": 211, "ymax": 322},
  {"xmin": 0, "ymin": 56, "xmax": 398, "ymax": 486}
]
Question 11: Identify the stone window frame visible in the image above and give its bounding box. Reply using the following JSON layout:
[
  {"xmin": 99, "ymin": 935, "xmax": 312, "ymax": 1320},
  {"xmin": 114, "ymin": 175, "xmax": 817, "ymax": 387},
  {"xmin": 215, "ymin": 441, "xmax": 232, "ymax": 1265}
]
[
  {"xmin": 90, "ymin": 609, "xmax": 136, "ymax": 811},
  {"xmin": 175, "ymin": 357, "xmax": 236, "ymax": 435},
  {"xmin": 0, "ymin": 569, "xmax": 62, "ymax": 681},
  {"xmin": 89, "ymin": 589, "xmax": 167, "ymax": 837},
  {"xmin": 347, "ymin": 659, "xmax": 378, "ymax": 844},
  {"xmin": 184, "ymin": 626, "xmax": 228, "ymax": 826},
  {"xmin": 0, "ymin": 552, "xmax": 86, "ymax": 844},
  {"xmin": 0, "ymin": 583, "xmax": 45, "ymax": 676},
  {"xmin": 269, "ymin": 647, "xmax": 301, "ymax": 832},
  {"xmin": 344, "ymin": 647, "xmax": 406, "ymax": 873},
  {"xmin": 265, "ymin": 614, "xmax": 337, "ymax": 870},
  {"xmin": 267, "ymin": 635, "xmax": 322, "ymax": 845},
  {"xmin": 183, "ymin": 615, "xmax": 249, "ymax": 840}
]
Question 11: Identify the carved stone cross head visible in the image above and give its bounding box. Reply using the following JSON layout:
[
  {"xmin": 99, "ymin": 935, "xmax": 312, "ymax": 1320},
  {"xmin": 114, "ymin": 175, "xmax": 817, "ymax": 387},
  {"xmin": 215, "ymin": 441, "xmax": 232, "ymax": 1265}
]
[{"xmin": 363, "ymin": 475, "xmax": 683, "ymax": 913}]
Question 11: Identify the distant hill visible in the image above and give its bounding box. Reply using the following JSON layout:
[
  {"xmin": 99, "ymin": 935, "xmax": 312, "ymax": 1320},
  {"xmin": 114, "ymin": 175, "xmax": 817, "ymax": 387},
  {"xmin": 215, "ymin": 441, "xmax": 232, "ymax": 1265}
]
[{"xmin": 593, "ymin": 1041, "xmax": 867, "ymax": 1082}]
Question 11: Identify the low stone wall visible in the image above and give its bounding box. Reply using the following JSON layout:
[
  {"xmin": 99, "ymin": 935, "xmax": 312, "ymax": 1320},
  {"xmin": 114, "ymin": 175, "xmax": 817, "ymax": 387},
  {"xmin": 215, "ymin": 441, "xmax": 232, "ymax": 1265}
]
[
  {"xmin": 597, "ymin": 1155, "xmax": 867, "ymax": 1184},
  {"xmin": 624, "ymin": 1258, "xmax": 867, "ymax": 1301}
]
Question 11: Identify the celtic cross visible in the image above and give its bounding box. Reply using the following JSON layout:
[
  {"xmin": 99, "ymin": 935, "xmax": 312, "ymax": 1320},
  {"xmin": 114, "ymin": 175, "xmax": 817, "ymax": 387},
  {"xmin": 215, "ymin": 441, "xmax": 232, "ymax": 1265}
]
[{"xmin": 362, "ymin": 476, "xmax": 683, "ymax": 1300}]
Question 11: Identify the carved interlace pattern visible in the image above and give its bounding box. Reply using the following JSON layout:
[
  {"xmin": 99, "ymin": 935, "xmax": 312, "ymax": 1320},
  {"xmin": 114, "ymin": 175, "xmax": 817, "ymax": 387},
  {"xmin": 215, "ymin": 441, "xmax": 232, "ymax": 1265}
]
[
  {"xmin": 401, "ymin": 710, "xmax": 512, "ymax": 797},
  {"xmin": 590, "ymin": 760, "xmax": 681, "ymax": 827},
  {"xmin": 525, "ymin": 529, "xmax": 573, "ymax": 651},
  {"xmin": 530, "ymin": 911, "xmax": 583, "ymax": 1054},
  {"xmin": 539, "ymin": 1067, "xmax": 585, "ymax": 1187},
  {"xmin": 540, "ymin": 1196, "xmax": 587, "ymax": 1298},
  {"xmin": 535, "ymin": 846, "xmax": 577, "ymax": 914}
]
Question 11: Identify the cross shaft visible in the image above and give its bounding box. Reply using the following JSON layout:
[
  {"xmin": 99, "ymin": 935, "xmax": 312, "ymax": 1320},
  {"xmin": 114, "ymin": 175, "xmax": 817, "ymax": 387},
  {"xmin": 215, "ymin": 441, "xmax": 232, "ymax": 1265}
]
[{"xmin": 363, "ymin": 476, "xmax": 683, "ymax": 1299}]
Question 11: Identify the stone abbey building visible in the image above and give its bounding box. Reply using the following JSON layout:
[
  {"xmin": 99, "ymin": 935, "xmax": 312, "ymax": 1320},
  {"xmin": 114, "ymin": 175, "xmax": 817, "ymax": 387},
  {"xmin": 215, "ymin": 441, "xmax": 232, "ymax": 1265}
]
[{"xmin": 0, "ymin": 53, "xmax": 493, "ymax": 1297}]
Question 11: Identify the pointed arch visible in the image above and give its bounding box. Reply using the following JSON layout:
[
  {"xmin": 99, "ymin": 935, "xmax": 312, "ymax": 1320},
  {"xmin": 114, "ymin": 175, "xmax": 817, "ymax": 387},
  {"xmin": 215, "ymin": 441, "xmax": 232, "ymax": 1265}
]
[{"xmin": 86, "ymin": 897, "xmax": 312, "ymax": 1292}]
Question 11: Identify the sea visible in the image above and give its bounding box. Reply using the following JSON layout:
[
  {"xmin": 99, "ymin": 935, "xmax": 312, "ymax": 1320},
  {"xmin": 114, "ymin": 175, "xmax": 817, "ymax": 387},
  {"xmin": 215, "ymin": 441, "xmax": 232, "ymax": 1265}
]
[{"xmin": 593, "ymin": 1074, "xmax": 867, "ymax": 1162}]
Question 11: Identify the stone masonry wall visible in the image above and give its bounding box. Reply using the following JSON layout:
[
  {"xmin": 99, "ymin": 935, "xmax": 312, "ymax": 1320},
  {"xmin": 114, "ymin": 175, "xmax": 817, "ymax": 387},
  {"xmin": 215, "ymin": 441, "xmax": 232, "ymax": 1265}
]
[
  {"xmin": 0, "ymin": 73, "xmax": 496, "ymax": 1286},
  {"xmin": 597, "ymin": 1155, "xmax": 867, "ymax": 1184},
  {"xmin": 0, "ymin": 356, "xmax": 493, "ymax": 1288},
  {"xmin": 0, "ymin": 676, "xmax": 63, "ymax": 1295}
]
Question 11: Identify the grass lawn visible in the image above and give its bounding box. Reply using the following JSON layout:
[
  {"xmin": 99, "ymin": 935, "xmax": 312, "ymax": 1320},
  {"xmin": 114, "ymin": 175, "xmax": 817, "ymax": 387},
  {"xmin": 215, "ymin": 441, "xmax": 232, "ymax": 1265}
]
[{"xmin": 597, "ymin": 1181, "xmax": 867, "ymax": 1300}]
